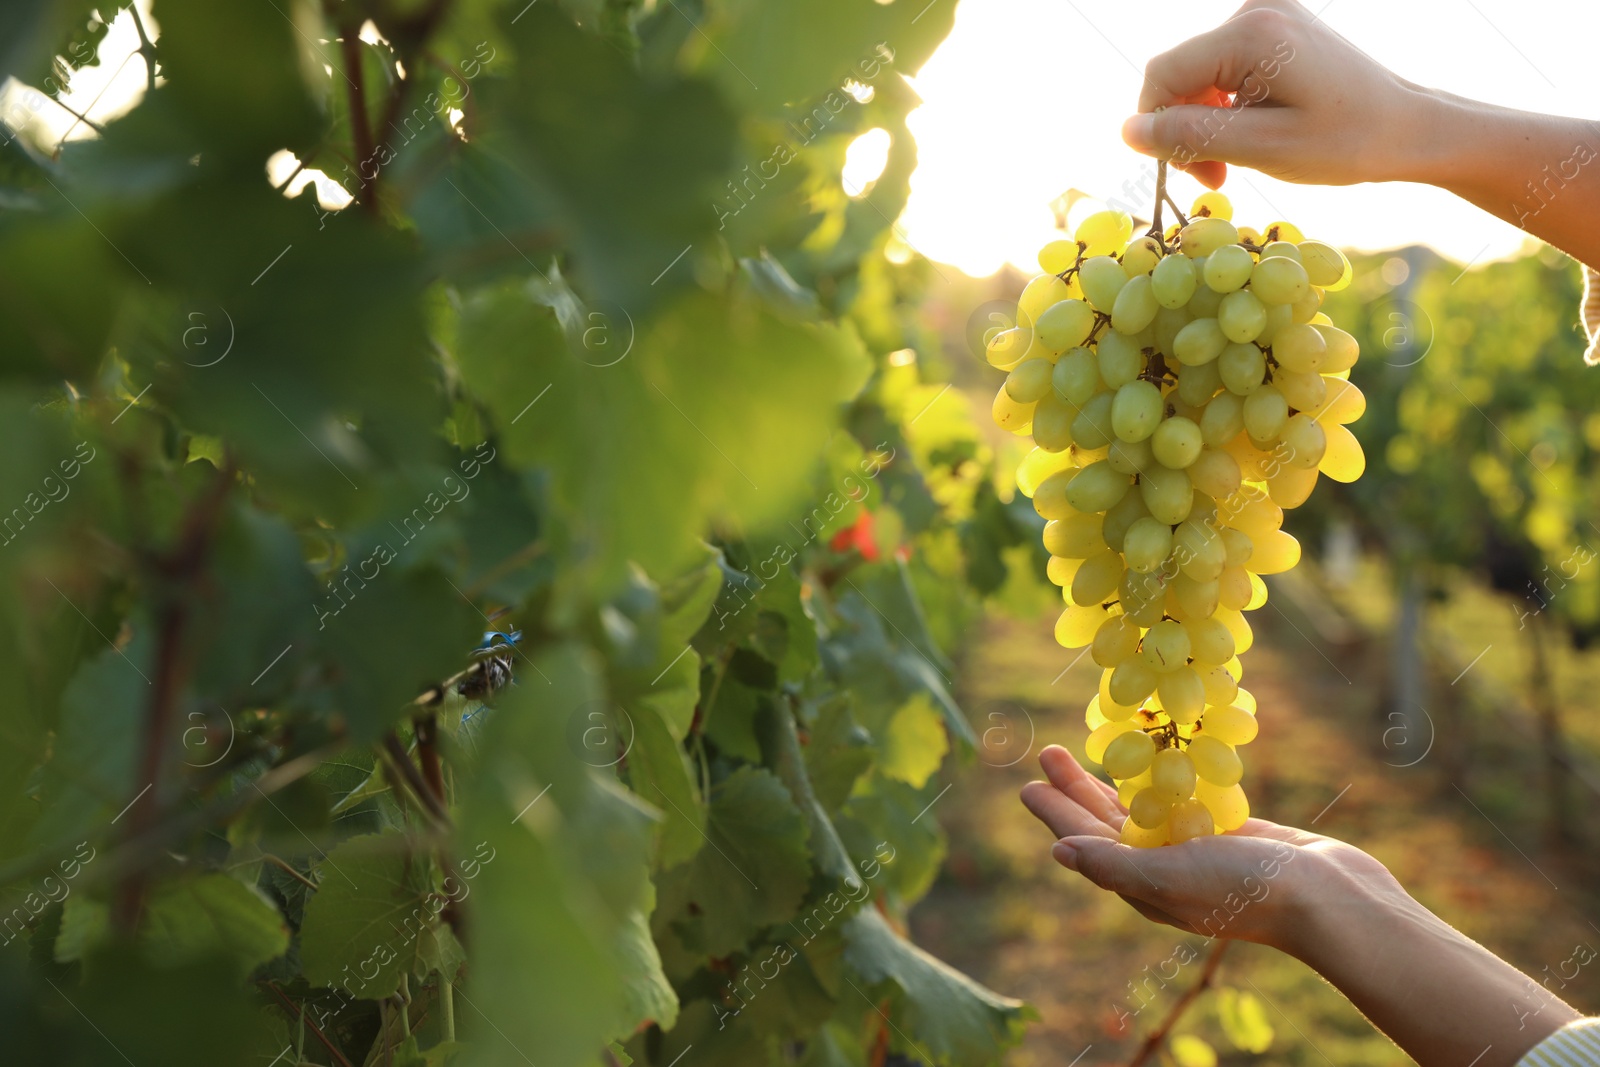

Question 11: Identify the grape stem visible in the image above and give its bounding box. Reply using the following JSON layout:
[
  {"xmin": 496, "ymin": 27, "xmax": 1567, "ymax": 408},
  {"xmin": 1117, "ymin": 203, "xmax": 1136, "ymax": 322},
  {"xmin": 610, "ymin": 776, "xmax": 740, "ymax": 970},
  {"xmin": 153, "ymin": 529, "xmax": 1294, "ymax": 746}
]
[{"xmin": 1123, "ymin": 940, "xmax": 1231, "ymax": 1067}]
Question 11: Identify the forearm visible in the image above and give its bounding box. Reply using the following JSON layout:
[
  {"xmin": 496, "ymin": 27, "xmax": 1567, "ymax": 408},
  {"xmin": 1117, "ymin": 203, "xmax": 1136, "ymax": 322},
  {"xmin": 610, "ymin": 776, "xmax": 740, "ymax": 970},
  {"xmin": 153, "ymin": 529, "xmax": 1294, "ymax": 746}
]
[
  {"xmin": 1402, "ymin": 88, "xmax": 1600, "ymax": 269},
  {"xmin": 1277, "ymin": 860, "xmax": 1580, "ymax": 1067}
]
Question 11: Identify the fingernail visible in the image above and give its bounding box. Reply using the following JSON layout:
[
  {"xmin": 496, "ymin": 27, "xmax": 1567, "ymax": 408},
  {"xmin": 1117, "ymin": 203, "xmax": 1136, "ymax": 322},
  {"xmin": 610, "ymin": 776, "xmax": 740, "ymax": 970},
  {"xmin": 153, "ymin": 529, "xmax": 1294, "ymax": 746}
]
[
  {"xmin": 1051, "ymin": 841, "xmax": 1078, "ymax": 870},
  {"xmin": 1122, "ymin": 114, "xmax": 1156, "ymax": 152}
]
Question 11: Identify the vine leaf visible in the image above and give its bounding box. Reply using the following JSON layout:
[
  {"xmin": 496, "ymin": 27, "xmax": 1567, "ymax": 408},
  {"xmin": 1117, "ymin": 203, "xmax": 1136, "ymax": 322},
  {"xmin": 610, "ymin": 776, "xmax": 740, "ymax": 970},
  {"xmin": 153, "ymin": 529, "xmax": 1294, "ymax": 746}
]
[
  {"xmin": 141, "ymin": 874, "xmax": 290, "ymax": 977},
  {"xmin": 842, "ymin": 908, "xmax": 1031, "ymax": 1067},
  {"xmin": 298, "ymin": 832, "xmax": 436, "ymax": 1000},
  {"xmin": 624, "ymin": 698, "xmax": 705, "ymax": 870},
  {"xmin": 1216, "ymin": 987, "xmax": 1275, "ymax": 1053}
]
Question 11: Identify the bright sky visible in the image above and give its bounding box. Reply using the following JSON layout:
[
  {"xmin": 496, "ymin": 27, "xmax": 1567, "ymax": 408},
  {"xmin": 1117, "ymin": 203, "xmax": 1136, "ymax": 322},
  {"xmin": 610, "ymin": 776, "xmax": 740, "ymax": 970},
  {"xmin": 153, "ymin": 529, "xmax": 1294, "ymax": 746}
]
[{"xmin": 891, "ymin": 0, "xmax": 1600, "ymax": 277}]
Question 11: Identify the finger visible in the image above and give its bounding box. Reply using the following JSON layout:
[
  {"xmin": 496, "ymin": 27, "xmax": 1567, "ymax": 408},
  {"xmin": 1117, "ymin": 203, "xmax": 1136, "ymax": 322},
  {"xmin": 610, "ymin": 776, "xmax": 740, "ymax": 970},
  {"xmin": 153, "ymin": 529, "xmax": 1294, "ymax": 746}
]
[
  {"xmin": 1051, "ymin": 835, "xmax": 1172, "ymax": 902},
  {"xmin": 1176, "ymin": 159, "xmax": 1228, "ymax": 190},
  {"xmin": 1019, "ymin": 781, "xmax": 1120, "ymax": 841},
  {"xmin": 1122, "ymin": 104, "xmax": 1286, "ymax": 172},
  {"xmin": 1038, "ymin": 745, "xmax": 1125, "ymax": 825},
  {"xmin": 1138, "ymin": 9, "xmax": 1294, "ymax": 112}
]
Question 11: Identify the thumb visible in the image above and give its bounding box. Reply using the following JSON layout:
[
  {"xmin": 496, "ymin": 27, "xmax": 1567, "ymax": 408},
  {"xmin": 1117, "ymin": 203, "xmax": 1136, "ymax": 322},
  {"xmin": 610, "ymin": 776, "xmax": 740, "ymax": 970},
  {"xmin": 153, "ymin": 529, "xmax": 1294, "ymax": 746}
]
[{"xmin": 1122, "ymin": 105, "xmax": 1281, "ymax": 174}]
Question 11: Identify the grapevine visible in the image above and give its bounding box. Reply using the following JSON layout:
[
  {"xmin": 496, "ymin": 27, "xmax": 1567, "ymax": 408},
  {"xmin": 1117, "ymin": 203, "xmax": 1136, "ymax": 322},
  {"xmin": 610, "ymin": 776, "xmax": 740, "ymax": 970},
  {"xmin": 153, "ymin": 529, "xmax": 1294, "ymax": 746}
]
[{"xmin": 986, "ymin": 161, "xmax": 1368, "ymax": 846}]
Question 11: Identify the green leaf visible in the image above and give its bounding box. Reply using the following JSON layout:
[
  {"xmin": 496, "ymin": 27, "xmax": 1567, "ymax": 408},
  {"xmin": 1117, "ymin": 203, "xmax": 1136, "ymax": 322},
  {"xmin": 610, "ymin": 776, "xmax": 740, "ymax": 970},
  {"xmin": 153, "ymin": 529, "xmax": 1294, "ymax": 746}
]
[
  {"xmin": 756, "ymin": 698, "xmax": 859, "ymax": 889},
  {"xmin": 624, "ymin": 697, "xmax": 704, "ymax": 870},
  {"xmin": 140, "ymin": 874, "xmax": 290, "ymax": 977},
  {"xmin": 842, "ymin": 908, "xmax": 1029, "ymax": 1067},
  {"xmin": 878, "ymin": 693, "xmax": 949, "ymax": 790},
  {"xmin": 613, "ymin": 901, "xmax": 679, "ymax": 1035},
  {"xmin": 802, "ymin": 695, "xmax": 874, "ymax": 813},
  {"xmin": 1171, "ymin": 1034, "xmax": 1219, "ymax": 1067},
  {"xmin": 657, "ymin": 767, "xmax": 812, "ymax": 956},
  {"xmin": 1216, "ymin": 987, "xmax": 1275, "ymax": 1054},
  {"xmin": 298, "ymin": 832, "xmax": 434, "ymax": 1000}
]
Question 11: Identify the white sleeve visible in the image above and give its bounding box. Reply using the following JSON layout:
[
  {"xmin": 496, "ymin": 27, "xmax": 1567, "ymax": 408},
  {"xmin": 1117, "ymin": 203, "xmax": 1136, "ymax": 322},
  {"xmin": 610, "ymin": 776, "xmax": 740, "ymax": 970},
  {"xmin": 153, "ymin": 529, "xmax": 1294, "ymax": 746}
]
[
  {"xmin": 1583, "ymin": 266, "xmax": 1600, "ymax": 366},
  {"xmin": 1517, "ymin": 1018, "xmax": 1600, "ymax": 1066}
]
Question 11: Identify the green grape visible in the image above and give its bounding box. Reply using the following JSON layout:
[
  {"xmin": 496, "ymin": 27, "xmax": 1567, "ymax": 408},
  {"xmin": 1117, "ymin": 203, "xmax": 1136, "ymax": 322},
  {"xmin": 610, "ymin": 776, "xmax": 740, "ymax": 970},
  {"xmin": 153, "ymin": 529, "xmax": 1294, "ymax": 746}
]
[
  {"xmin": 1072, "ymin": 549, "xmax": 1125, "ymax": 606},
  {"xmin": 1180, "ymin": 217, "xmax": 1240, "ymax": 257},
  {"xmin": 1199, "ymin": 704, "xmax": 1259, "ymax": 745},
  {"xmin": 1052, "ymin": 347, "xmax": 1102, "ymax": 404},
  {"xmin": 1199, "ymin": 391, "xmax": 1245, "ymax": 446},
  {"xmin": 1140, "ymin": 619, "xmax": 1191, "ymax": 672},
  {"xmin": 1273, "ymin": 323, "xmax": 1326, "ymax": 373},
  {"xmin": 1043, "ymin": 513, "xmax": 1106, "ymax": 558},
  {"xmin": 1122, "ymin": 579, "xmax": 1167, "ymax": 627},
  {"xmin": 1153, "ymin": 306, "xmax": 1191, "ymax": 356},
  {"xmin": 1076, "ymin": 209, "xmax": 1134, "ymax": 256},
  {"xmin": 1291, "ymin": 285, "xmax": 1323, "ymax": 324},
  {"xmin": 1188, "ymin": 735, "xmax": 1243, "ymax": 786},
  {"xmin": 1220, "ymin": 527, "xmax": 1253, "ymax": 566},
  {"xmin": 1123, "ymin": 516, "xmax": 1174, "ymax": 574},
  {"xmin": 1298, "ymin": 240, "xmax": 1352, "ymax": 290},
  {"xmin": 1275, "ymin": 368, "xmax": 1326, "ymax": 413},
  {"xmin": 1108, "ymin": 435, "xmax": 1155, "ymax": 476},
  {"xmin": 1109, "ymin": 658, "xmax": 1159, "ymax": 706},
  {"xmin": 1111, "ymin": 380, "xmax": 1164, "ymax": 442},
  {"xmin": 1129, "ymin": 787, "xmax": 1173, "ymax": 830},
  {"xmin": 1140, "ymin": 464, "xmax": 1193, "ymax": 525},
  {"xmin": 1150, "ymin": 748, "xmax": 1198, "ymax": 802},
  {"xmin": 1314, "ymin": 324, "xmax": 1360, "ymax": 372},
  {"xmin": 1006, "ymin": 358, "xmax": 1054, "ymax": 402},
  {"xmin": 1069, "ymin": 391, "xmax": 1114, "ymax": 449},
  {"xmin": 1092, "ymin": 613, "xmax": 1142, "ymax": 668},
  {"xmin": 1200, "ymin": 664, "xmax": 1239, "ymax": 708},
  {"xmin": 1185, "ymin": 279, "xmax": 1224, "ymax": 319},
  {"xmin": 1055, "ymin": 603, "xmax": 1106, "ymax": 648},
  {"xmin": 1086, "ymin": 718, "xmax": 1139, "ymax": 763},
  {"xmin": 1175, "ymin": 359, "xmax": 1221, "ymax": 407},
  {"xmin": 1019, "ymin": 274, "xmax": 1072, "ymax": 325},
  {"xmin": 1259, "ymin": 239, "xmax": 1301, "ymax": 263},
  {"xmin": 1102, "ymin": 486, "xmax": 1153, "ymax": 552},
  {"xmin": 1194, "ymin": 780, "xmax": 1249, "ymax": 832},
  {"xmin": 1080, "ymin": 255, "xmax": 1127, "ymax": 312},
  {"xmin": 1217, "ymin": 290, "xmax": 1267, "ymax": 343},
  {"xmin": 1062, "ymin": 460, "xmax": 1130, "ymax": 513},
  {"xmin": 1203, "ymin": 244, "xmax": 1254, "ymax": 292},
  {"xmin": 1170, "ymin": 572, "xmax": 1220, "ymax": 618},
  {"xmin": 1250, "ymin": 257, "xmax": 1310, "ymax": 306},
  {"xmin": 1036, "ymin": 298, "xmax": 1097, "ymax": 351},
  {"xmin": 1151, "ymin": 255, "xmax": 1199, "ymax": 309},
  {"xmin": 1151, "ymin": 417, "xmax": 1203, "ymax": 469},
  {"xmin": 986, "ymin": 326, "xmax": 1033, "ymax": 369},
  {"xmin": 1122, "ymin": 235, "xmax": 1162, "ymax": 277},
  {"xmin": 1173, "ymin": 318, "xmax": 1227, "ymax": 365},
  {"xmin": 1185, "ymin": 616, "xmax": 1235, "ymax": 665},
  {"xmin": 1158, "ymin": 666, "xmax": 1205, "ymax": 723},
  {"xmin": 1174, "ymin": 519, "xmax": 1226, "ymax": 581},
  {"xmin": 1190, "ymin": 190, "xmax": 1232, "ymax": 220},
  {"xmin": 1279, "ymin": 413, "xmax": 1327, "ymax": 469},
  {"xmin": 1097, "ymin": 331, "xmax": 1143, "ymax": 389},
  {"xmin": 1032, "ymin": 467, "xmax": 1078, "ymax": 519},
  {"xmin": 1031, "ymin": 394, "xmax": 1076, "ymax": 451},
  {"xmin": 1255, "ymin": 302, "xmax": 1294, "ymax": 347},
  {"xmin": 1241, "ymin": 385, "xmax": 1288, "ymax": 441},
  {"xmin": 1168, "ymin": 797, "xmax": 1215, "ymax": 842},
  {"xmin": 1101, "ymin": 729, "xmax": 1157, "ymax": 779},
  {"xmin": 1112, "ymin": 274, "xmax": 1160, "ymax": 334},
  {"xmin": 1218, "ymin": 564, "xmax": 1252, "ymax": 610},
  {"xmin": 1216, "ymin": 343, "xmax": 1267, "ymax": 395},
  {"xmin": 1188, "ymin": 447, "xmax": 1242, "ymax": 500}
]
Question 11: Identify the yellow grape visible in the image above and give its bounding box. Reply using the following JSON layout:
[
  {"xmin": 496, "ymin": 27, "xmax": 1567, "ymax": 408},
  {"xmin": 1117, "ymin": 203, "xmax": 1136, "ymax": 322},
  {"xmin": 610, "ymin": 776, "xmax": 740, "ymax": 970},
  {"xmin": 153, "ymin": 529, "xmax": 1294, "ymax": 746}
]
[
  {"xmin": 1032, "ymin": 468, "xmax": 1078, "ymax": 519},
  {"xmin": 1320, "ymin": 423, "xmax": 1366, "ymax": 482},
  {"xmin": 1017, "ymin": 447, "xmax": 1078, "ymax": 498},
  {"xmin": 1250, "ymin": 528, "xmax": 1301, "ymax": 575},
  {"xmin": 1092, "ymin": 614, "xmax": 1143, "ymax": 668},
  {"xmin": 1076, "ymin": 209, "xmax": 1134, "ymax": 256},
  {"xmin": 1102, "ymin": 730, "xmax": 1158, "ymax": 779},
  {"xmin": 1042, "ymin": 512, "xmax": 1105, "ymax": 557},
  {"xmin": 1056, "ymin": 603, "xmax": 1107, "ymax": 647},
  {"xmin": 1234, "ymin": 686, "xmax": 1257, "ymax": 715},
  {"xmin": 1312, "ymin": 378, "xmax": 1366, "ymax": 425},
  {"xmin": 1265, "ymin": 220, "xmax": 1305, "ymax": 243},
  {"xmin": 1242, "ymin": 385, "xmax": 1288, "ymax": 441},
  {"xmin": 1019, "ymin": 274, "xmax": 1071, "ymax": 325},
  {"xmin": 1140, "ymin": 619, "xmax": 1191, "ymax": 672},
  {"xmin": 1157, "ymin": 667, "xmax": 1206, "ymax": 724},
  {"xmin": 1188, "ymin": 447, "xmax": 1242, "ymax": 499},
  {"xmin": 986, "ymin": 326, "xmax": 1033, "ymax": 369},
  {"xmin": 1141, "ymin": 465, "xmax": 1194, "ymax": 525},
  {"xmin": 1199, "ymin": 704, "xmax": 1259, "ymax": 745},
  {"xmin": 1224, "ymin": 494, "xmax": 1283, "ymax": 541},
  {"xmin": 1179, "ymin": 217, "xmax": 1240, "ymax": 257},
  {"xmin": 1190, "ymin": 190, "xmax": 1233, "ymax": 221},
  {"xmin": 1072, "ymin": 549, "xmax": 1125, "ymax": 606},
  {"xmin": 1218, "ymin": 290, "xmax": 1267, "ymax": 343},
  {"xmin": 1109, "ymin": 659, "xmax": 1159, "ymax": 705},
  {"xmin": 1185, "ymin": 616, "xmax": 1235, "ymax": 665},
  {"xmin": 1216, "ymin": 608, "xmax": 1254, "ymax": 654},
  {"xmin": 1218, "ymin": 563, "xmax": 1253, "ymax": 610},
  {"xmin": 1260, "ymin": 240, "xmax": 1301, "ymax": 263},
  {"xmin": 1123, "ymin": 516, "xmax": 1174, "ymax": 574},
  {"xmin": 1065, "ymin": 460, "xmax": 1133, "ymax": 513},
  {"xmin": 1006, "ymin": 358, "xmax": 1054, "ymax": 403},
  {"xmin": 1046, "ymin": 556, "xmax": 1081, "ymax": 587},
  {"xmin": 1266, "ymin": 464, "xmax": 1318, "ymax": 508},
  {"xmin": 992, "ymin": 388, "xmax": 1035, "ymax": 435},
  {"xmin": 1129, "ymin": 787, "xmax": 1174, "ymax": 829},
  {"xmin": 1278, "ymin": 413, "xmax": 1327, "ymax": 470},
  {"xmin": 1086, "ymin": 718, "xmax": 1138, "ymax": 764},
  {"xmin": 1274, "ymin": 368, "xmax": 1327, "ymax": 413},
  {"xmin": 1314, "ymin": 324, "xmax": 1360, "ymax": 371},
  {"xmin": 1250, "ymin": 256, "xmax": 1309, "ymax": 305},
  {"xmin": 1194, "ymin": 779, "xmax": 1250, "ymax": 831},
  {"xmin": 1297, "ymin": 240, "xmax": 1349, "ymax": 287},
  {"xmin": 1039, "ymin": 239, "xmax": 1080, "ymax": 275},
  {"xmin": 1272, "ymin": 323, "xmax": 1326, "ymax": 373},
  {"xmin": 1116, "ymin": 767, "xmax": 1152, "ymax": 805},
  {"xmin": 1246, "ymin": 571, "xmax": 1269, "ymax": 611},
  {"xmin": 1220, "ymin": 528, "xmax": 1253, "ymax": 567},
  {"xmin": 1200, "ymin": 664, "xmax": 1239, "ymax": 707},
  {"xmin": 1170, "ymin": 573, "xmax": 1220, "ymax": 618},
  {"xmin": 1169, "ymin": 797, "xmax": 1217, "ymax": 843},
  {"xmin": 1086, "ymin": 695, "xmax": 1110, "ymax": 731},
  {"xmin": 1094, "ymin": 692, "xmax": 1139, "ymax": 724},
  {"xmin": 1080, "ymin": 255, "xmax": 1128, "ymax": 312},
  {"xmin": 1188, "ymin": 735, "xmax": 1243, "ymax": 786},
  {"xmin": 1036, "ymin": 298, "xmax": 1097, "ymax": 352},
  {"xmin": 1122, "ymin": 816, "xmax": 1169, "ymax": 848},
  {"xmin": 1150, "ymin": 748, "xmax": 1197, "ymax": 802},
  {"xmin": 1122, "ymin": 235, "xmax": 1163, "ymax": 277}
]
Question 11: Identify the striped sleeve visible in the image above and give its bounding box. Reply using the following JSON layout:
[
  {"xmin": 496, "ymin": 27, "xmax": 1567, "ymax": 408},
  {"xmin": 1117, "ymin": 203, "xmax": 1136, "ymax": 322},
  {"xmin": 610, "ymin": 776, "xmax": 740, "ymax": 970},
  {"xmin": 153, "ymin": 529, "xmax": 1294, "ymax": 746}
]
[
  {"xmin": 1583, "ymin": 266, "xmax": 1600, "ymax": 366},
  {"xmin": 1518, "ymin": 1018, "xmax": 1600, "ymax": 1066}
]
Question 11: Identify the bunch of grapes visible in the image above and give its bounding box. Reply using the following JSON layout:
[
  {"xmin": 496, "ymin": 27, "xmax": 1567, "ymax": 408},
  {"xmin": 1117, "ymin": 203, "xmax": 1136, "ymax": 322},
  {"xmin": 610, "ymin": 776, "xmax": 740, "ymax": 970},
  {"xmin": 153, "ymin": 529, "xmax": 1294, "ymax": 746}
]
[{"xmin": 986, "ymin": 175, "xmax": 1366, "ymax": 847}]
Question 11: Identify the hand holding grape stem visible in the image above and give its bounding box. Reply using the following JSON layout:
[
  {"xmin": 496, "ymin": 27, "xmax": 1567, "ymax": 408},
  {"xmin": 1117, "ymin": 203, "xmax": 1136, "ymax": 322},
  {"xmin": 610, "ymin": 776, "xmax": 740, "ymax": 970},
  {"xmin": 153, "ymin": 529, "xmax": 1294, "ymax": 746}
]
[
  {"xmin": 1124, "ymin": 0, "xmax": 1600, "ymax": 270},
  {"xmin": 1021, "ymin": 746, "xmax": 1582, "ymax": 1066}
]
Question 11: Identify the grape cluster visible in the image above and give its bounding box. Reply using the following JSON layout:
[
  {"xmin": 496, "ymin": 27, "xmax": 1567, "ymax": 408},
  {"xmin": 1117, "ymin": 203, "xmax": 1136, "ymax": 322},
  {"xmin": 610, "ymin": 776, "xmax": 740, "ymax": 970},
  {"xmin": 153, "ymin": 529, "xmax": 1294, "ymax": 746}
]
[{"xmin": 986, "ymin": 189, "xmax": 1366, "ymax": 847}]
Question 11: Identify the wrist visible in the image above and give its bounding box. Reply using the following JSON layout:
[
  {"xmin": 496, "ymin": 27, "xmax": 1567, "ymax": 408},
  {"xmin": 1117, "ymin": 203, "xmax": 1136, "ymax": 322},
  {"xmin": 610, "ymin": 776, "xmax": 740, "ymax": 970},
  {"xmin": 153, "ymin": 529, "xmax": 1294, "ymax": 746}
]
[
  {"xmin": 1268, "ymin": 848, "xmax": 1408, "ymax": 966},
  {"xmin": 1382, "ymin": 82, "xmax": 1475, "ymax": 187}
]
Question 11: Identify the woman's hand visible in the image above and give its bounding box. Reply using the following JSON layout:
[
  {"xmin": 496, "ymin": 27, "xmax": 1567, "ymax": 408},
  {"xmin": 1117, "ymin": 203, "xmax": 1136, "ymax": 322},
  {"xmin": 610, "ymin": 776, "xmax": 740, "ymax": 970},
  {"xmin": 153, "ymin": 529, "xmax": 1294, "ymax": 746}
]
[
  {"xmin": 1122, "ymin": 0, "xmax": 1437, "ymax": 189},
  {"xmin": 1018, "ymin": 744, "xmax": 1397, "ymax": 953}
]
